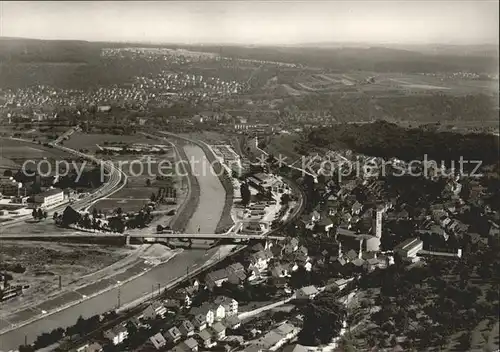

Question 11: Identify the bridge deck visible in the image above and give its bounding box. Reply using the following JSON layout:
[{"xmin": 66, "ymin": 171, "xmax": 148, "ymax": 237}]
[{"xmin": 0, "ymin": 233, "xmax": 286, "ymax": 241}]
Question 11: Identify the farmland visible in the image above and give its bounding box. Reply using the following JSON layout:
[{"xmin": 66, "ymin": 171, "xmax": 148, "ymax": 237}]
[
  {"xmin": 0, "ymin": 137, "xmax": 73, "ymax": 175},
  {"xmin": 261, "ymin": 69, "xmax": 498, "ymax": 98},
  {"xmin": 61, "ymin": 132, "xmax": 186, "ymax": 224},
  {"xmin": 63, "ymin": 132, "xmax": 155, "ymax": 153}
]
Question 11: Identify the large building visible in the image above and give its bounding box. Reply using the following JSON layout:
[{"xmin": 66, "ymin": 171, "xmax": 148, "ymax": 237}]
[
  {"xmin": 31, "ymin": 188, "xmax": 64, "ymax": 208},
  {"xmin": 394, "ymin": 238, "xmax": 423, "ymax": 258}
]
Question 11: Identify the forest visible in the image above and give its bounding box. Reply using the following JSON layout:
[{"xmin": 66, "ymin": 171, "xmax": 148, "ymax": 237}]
[{"xmin": 304, "ymin": 120, "xmax": 499, "ymax": 168}]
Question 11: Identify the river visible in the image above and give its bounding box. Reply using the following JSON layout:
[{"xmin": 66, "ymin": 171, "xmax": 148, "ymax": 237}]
[{"xmin": 0, "ymin": 143, "xmax": 226, "ymax": 351}]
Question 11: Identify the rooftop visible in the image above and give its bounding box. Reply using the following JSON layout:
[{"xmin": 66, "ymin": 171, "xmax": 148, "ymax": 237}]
[
  {"xmin": 298, "ymin": 285, "xmax": 319, "ymax": 296},
  {"xmin": 37, "ymin": 188, "xmax": 64, "ymax": 197},
  {"xmin": 395, "ymin": 237, "xmax": 423, "ymax": 251}
]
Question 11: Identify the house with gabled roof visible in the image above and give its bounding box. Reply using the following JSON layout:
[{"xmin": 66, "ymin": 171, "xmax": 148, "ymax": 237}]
[
  {"xmin": 282, "ymin": 344, "xmax": 308, "ymax": 352},
  {"xmin": 270, "ymin": 262, "xmax": 291, "ymax": 278},
  {"xmin": 197, "ymin": 329, "xmax": 216, "ymax": 348},
  {"xmin": 104, "ymin": 324, "xmax": 128, "ymax": 345},
  {"xmin": 190, "ymin": 303, "xmax": 215, "ymax": 326},
  {"xmin": 143, "ymin": 301, "xmax": 167, "ymax": 320},
  {"xmin": 192, "ymin": 314, "xmax": 207, "ymax": 332},
  {"xmin": 179, "ymin": 320, "xmax": 195, "ymax": 336},
  {"xmin": 211, "ymin": 321, "xmax": 227, "ymax": 341},
  {"xmin": 172, "ymin": 337, "xmax": 199, "ymax": 352},
  {"xmin": 214, "ymin": 296, "xmax": 238, "ymax": 316},
  {"xmin": 166, "ymin": 326, "xmax": 182, "ymax": 344},
  {"xmin": 149, "ymin": 332, "xmax": 167, "ymax": 349},
  {"xmin": 224, "ymin": 315, "xmax": 241, "ymax": 329},
  {"xmin": 296, "ymin": 285, "xmax": 319, "ymax": 300},
  {"xmin": 205, "ymin": 268, "xmax": 229, "ymax": 290}
]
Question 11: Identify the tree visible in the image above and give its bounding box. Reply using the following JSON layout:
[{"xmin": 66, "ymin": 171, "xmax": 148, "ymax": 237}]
[
  {"xmin": 109, "ymin": 217, "xmax": 125, "ymax": 233},
  {"xmin": 280, "ymin": 193, "xmax": 291, "ymax": 205},
  {"xmin": 116, "ymin": 207, "xmax": 123, "ymax": 216},
  {"xmin": 61, "ymin": 206, "xmax": 81, "ymax": 227},
  {"xmin": 18, "ymin": 345, "xmax": 35, "ymax": 352},
  {"xmin": 240, "ymin": 182, "xmax": 251, "ymax": 206},
  {"xmin": 157, "ymin": 224, "xmax": 163, "ymax": 233},
  {"xmin": 43, "ymin": 211, "xmax": 48, "ymax": 220},
  {"xmin": 298, "ymin": 291, "xmax": 347, "ymax": 346}
]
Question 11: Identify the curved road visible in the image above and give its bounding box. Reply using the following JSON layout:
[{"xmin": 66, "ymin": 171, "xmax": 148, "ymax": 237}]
[
  {"xmin": 0, "ymin": 136, "xmax": 126, "ymax": 230},
  {"xmin": 0, "ymin": 142, "xmax": 226, "ymax": 351}
]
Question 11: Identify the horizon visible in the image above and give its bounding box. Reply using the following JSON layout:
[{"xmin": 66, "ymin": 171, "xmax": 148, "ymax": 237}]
[
  {"xmin": 1, "ymin": 1, "xmax": 498, "ymax": 46},
  {"xmin": 1, "ymin": 35, "xmax": 498, "ymax": 48}
]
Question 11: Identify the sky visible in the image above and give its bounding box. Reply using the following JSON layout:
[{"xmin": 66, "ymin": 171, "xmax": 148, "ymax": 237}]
[{"xmin": 1, "ymin": 1, "xmax": 498, "ymax": 45}]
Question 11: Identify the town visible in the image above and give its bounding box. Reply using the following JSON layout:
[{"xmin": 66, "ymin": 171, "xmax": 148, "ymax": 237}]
[{"xmin": 0, "ymin": 2, "xmax": 499, "ymax": 352}]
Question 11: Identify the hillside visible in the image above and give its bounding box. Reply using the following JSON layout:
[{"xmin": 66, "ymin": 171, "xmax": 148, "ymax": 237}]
[{"xmin": 304, "ymin": 120, "xmax": 500, "ymax": 167}]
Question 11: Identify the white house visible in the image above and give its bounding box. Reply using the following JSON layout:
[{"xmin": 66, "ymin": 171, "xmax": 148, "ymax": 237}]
[
  {"xmin": 211, "ymin": 303, "xmax": 226, "ymax": 321},
  {"xmin": 214, "ymin": 296, "xmax": 238, "ymax": 317},
  {"xmin": 295, "ymin": 286, "xmax": 319, "ymax": 300},
  {"xmin": 191, "ymin": 303, "xmax": 215, "ymax": 326},
  {"xmin": 104, "ymin": 325, "xmax": 128, "ymax": 345},
  {"xmin": 143, "ymin": 301, "xmax": 167, "ymax": 320}
]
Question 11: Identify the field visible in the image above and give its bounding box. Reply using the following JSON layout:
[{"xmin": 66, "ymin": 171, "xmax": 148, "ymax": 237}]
[
  {"xmin": 178, "ymin": 131, "xmax": 232, "ymax": 145},
  {"xmin": 262, "ymin": 70, "xmax": 498, "ymax": 98},
  {"xmin": 88, "ymin": 198, "xmax": 150, "ymax": 213},
  {"xmin": 0, "ymin": 241, "xmax": 129, "ymax": 315},
  {"xmin": 263, "ymin": 133, "xmax": 302, "ymax": 163},
  {"xmin": 62, "ymin": 132, "xmax": 185, "ymax": 219},
  {"xmin": 0, "ymin": 156, "xmax": 19, "ymax": 171},
  {"xmin": 1, "ymin": 138, "xmax": 68, "ymax": 158},
  {"xmin": 0, "ymin": 137, "xmax": 72, "ymax": 175},
  {"xmin": 64, "ymin": 132, "xmax": 155, "ymax": 152}
]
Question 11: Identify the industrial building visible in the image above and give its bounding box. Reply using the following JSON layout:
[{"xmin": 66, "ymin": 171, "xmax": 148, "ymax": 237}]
[
  {"xmin": 394, "ymin": 238, "xmax": 424, "ymax": 258},
  {"xmin": 31, "ymin": 188, "xmax": 65, "ymax": 208}
]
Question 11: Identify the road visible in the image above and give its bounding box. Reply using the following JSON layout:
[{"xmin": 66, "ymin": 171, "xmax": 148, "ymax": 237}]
[
  {"xmin": 0, "ymin": 136, "xmax": 126, "ymax": 230},
  {"xmin": 238, "ymin": 295, "xmax": 295, "ymax": 320},
  {"xmin": 0, "ymin": 142, "xmax": 227, "ymax": 351}
]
